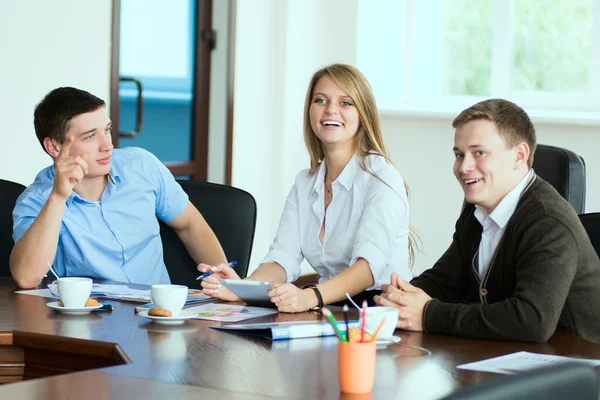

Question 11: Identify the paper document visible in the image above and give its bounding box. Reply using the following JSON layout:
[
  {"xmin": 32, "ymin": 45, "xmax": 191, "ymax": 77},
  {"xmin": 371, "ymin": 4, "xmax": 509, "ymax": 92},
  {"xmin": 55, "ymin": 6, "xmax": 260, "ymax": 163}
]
[
  {"xmin": 49, "ymin": 283, "xmax": 152, "ymax": 301},
  {"xmin": 186, "ymin": 303, "xmax": 278, "ymax": 323},
  {"xmin": 457, "ymin": 351, "xmax": 600, "ymax": 374},
  {"xmin": 16, "ymin": 284, "xmax": 151, "ymax": 301},
  {"xmin": 15, "ymin": 288, "xmax": 58, "ymax": 299},
  {"xmin": 18, "ymin": 284, "xmax": 213, "ymax": 305}
]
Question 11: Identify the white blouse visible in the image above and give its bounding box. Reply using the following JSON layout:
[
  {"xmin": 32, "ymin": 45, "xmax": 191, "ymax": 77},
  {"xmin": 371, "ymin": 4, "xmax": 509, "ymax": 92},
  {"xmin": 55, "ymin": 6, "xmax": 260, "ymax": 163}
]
[{"xmin": 261, "ymin": 154, "xmax": 412, "ymax": 289}]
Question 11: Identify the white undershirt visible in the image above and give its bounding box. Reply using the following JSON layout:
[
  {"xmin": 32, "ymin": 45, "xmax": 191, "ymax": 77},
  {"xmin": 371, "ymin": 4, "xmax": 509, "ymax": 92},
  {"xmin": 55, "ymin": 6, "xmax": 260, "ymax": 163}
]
[{"xmin": 474, "ymin": 170, "xmax": 533, "ymax": 277}]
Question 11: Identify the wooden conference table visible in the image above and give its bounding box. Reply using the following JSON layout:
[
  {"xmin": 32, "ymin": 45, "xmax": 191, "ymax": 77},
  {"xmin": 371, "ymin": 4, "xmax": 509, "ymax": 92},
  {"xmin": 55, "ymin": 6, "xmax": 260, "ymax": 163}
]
[{"xmin": 0, "ymin": 277, "xmax": 599, "ymax": 399}]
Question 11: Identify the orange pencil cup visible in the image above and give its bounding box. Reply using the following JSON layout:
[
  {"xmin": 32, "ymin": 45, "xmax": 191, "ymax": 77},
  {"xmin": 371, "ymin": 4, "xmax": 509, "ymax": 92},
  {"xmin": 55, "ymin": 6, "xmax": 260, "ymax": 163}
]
[{"xmin": 338, "ymin": 340, "xmax": 376, "ymax": 394}]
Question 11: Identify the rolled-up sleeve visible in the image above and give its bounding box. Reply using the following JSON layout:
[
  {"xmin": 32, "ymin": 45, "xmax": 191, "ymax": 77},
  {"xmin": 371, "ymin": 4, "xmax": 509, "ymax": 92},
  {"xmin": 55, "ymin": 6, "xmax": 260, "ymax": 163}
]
[
  {"xmin": 260, "ymin": 184, "xmax": 304, "ymax": 283},
  {"xmin": 350, "ymin": 172, "xmax": 410, "ymax": 287}
]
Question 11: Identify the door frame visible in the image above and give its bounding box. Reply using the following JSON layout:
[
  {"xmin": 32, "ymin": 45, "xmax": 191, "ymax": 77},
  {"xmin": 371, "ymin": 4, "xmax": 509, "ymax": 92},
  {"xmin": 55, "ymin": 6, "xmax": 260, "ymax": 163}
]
[{"xmin": 109, "ymin": 0, "xmax": 216, "ymax": 181}]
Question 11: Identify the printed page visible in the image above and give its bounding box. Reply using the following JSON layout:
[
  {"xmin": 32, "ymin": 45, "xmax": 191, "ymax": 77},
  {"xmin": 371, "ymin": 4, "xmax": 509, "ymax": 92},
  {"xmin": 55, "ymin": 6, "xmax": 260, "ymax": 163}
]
[
  {"xmin": 187, "ymin": 303, "xmax": 278, "ymax": 322},
  {"xmin": 457, "ymin": 351, "xmax": 600, "ymax": 374}
]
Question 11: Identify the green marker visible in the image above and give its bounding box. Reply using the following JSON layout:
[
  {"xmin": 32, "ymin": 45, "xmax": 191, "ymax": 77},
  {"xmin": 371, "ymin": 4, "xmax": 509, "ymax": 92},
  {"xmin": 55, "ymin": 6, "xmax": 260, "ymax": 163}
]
[{"xmin": 322, "ymin": 307, "xmax": 348, "ymax": 343}]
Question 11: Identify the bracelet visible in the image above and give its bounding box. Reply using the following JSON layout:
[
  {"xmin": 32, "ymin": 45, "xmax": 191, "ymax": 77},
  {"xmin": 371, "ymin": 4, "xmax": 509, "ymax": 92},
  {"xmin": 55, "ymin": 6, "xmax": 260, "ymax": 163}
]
[{"xmin": 303, "ymin": 284, "xmax": 323, "ymax": 310}]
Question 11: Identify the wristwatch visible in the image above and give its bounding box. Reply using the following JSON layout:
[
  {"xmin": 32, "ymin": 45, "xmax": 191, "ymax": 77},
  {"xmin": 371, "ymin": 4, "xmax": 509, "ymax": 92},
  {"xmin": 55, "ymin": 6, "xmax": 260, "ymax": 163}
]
[{"xmin": 303, "ymin": 284, "xmax": 323, "ymax": 310}]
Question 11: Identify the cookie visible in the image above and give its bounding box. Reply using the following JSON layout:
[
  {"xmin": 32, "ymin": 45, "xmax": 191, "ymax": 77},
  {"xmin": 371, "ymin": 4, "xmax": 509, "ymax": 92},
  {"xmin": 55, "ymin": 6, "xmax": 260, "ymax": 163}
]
[
  {"xmin": 85, "ymin": 298, "xmax": 100, "ymax": 307},
  {"xmin": 58, "ymin": 298, "xmax": 100, "ymax": 307},
  {"xmin": 348, "ymin": 327, "xmax": 373, "ymax": 342},
  {"xmin": 148, "ymin": 308, "xmax": 172, "ymax": 317}
]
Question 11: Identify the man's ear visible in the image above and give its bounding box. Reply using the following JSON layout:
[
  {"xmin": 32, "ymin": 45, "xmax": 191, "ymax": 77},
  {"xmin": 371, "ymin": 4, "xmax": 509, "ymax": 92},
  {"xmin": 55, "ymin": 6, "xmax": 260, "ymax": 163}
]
[
  {"xmin": 43, "ymin": 137, "xmax": 61, "ymax": 158},
  {"xmin": 514, "ymin": 142, "xmax": 530, "ymax": 168}
]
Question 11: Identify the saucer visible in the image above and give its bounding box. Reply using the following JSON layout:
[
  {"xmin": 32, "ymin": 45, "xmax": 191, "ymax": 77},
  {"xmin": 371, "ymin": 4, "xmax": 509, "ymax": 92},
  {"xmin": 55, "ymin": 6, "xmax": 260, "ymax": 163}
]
[
  {"xmin": 376, "ymin": 335, "xmax": 401, "ymax": 349},
  {"xmin": 137, "ymin": 310, "xmax": 196, "ymax": 325},
  {"xmin": 47, "ymin": 301, "xmax": 103, "ymax": 315}
]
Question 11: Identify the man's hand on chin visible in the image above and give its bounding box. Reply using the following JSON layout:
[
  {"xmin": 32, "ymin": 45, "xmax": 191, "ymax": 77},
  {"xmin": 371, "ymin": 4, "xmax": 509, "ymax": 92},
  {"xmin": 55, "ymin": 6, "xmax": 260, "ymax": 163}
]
[{"xmin": 374, "ymin": 277, "xmax": 431, "ymax": 332}]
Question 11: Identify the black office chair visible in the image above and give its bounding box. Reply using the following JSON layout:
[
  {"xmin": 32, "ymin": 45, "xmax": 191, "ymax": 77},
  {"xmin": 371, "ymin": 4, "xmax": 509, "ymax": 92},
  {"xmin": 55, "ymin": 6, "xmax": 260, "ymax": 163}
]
[
  {"xmin": 160, "ymin": 180, "xmax": 257, "ymax": 287},
  {"xmin": 0, "ymin": 179, "xmax": 26, "ymax": 276},
  {"xmin": 579, "ymin": 212, "xmax": 600, "ymax": 258},
  {"xmin": 533, "ymin": 144, "xmax": 586, "ymax": 214},
  {"xmin": 442, "ymin": 363, "xmax": 599, "ymax": 400}
]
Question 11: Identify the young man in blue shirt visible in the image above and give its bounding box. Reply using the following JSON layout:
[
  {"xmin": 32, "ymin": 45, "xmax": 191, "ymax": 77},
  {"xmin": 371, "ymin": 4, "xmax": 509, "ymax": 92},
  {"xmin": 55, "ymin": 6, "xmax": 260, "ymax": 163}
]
[{"xmin": 10, "ymin": 87, "xmax": 227, "ymax": 288}]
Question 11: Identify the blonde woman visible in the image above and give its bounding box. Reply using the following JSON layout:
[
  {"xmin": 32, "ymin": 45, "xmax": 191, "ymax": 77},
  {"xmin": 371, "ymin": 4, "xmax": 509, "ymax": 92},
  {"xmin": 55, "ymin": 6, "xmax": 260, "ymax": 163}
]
[{"xmin": 200, "ymin": 64, "xmax": 415, "ymax": 312}]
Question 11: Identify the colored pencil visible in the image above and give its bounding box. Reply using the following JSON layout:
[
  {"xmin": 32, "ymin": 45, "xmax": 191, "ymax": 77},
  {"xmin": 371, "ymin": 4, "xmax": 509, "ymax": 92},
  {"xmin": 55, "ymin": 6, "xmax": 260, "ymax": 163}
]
[
  {"xmin": 371, "ymin": 317, "xmax": 387, "ymax": 342},
  {"xmin": 360, "ymin": 300, "xmax": 367, "ymax": 342},
  {"xmin": 322, "ymin": 307, "xmax": 347, "ymax": 343}
]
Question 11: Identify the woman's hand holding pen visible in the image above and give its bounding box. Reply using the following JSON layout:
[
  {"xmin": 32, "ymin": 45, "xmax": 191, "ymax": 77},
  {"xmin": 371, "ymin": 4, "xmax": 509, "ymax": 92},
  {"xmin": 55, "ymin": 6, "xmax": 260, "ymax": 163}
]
[
  {"xmin": 268, "ymin": 283, "xmax": 316, "ymax": 313},
  {"xmin": 197, "ymin": 263, "xmax": 240, "ymax": 301}
]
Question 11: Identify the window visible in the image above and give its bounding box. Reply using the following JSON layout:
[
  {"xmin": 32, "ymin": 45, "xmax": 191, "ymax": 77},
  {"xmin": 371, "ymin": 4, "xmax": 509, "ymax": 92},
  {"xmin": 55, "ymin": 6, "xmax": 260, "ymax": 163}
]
[
  {"xmin": 357, "ymin": 0, "xmax": 600, "ymax": 113},
  {"xmin": 119, "ymin": 0, "xmax": 195, "ymax": 95}
]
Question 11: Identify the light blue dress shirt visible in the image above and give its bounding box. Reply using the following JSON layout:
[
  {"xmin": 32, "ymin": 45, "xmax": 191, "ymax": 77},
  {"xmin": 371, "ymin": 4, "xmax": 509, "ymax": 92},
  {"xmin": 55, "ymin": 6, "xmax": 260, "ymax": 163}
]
[{"xmin": 12, "ymin": 147, "xmax": 189, "ymax": 284}]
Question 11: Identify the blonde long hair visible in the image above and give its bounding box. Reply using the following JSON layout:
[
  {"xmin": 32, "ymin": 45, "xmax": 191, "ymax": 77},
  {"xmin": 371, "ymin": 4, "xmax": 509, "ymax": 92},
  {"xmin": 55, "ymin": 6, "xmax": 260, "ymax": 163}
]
[{"xmin": 302, "ymin": 64, "xmax": 420, "ymax": 267}]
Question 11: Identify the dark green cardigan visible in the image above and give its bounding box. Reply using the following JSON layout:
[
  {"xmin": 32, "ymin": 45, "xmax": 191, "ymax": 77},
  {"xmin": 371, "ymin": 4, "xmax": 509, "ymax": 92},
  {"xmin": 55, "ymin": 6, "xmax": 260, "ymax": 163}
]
[{"xmin": 412, "ymin": 175, "xmax": 600, "ymax": 343}]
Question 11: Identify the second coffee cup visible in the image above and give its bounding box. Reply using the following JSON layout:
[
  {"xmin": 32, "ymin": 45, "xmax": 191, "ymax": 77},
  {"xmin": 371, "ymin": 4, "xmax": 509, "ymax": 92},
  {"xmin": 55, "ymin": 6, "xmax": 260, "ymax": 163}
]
[{"xmin": 151, "ymin": 284, "xmax": 188, "ymax": 316}]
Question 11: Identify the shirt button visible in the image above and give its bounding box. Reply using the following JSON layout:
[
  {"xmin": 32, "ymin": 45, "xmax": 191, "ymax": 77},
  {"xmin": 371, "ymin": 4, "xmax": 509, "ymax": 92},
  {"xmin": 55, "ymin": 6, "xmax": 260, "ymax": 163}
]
[{"xmin": 480, "ymin": 288, "xmax": 488, "ymax": 296}]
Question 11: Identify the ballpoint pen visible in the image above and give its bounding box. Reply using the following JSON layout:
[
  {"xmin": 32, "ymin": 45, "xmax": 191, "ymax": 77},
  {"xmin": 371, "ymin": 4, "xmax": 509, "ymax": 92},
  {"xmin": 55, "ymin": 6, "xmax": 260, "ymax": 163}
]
[
  {"xmin": 195, "ymin": 261, "xmax": 238, "ymax": 280},
  {"xmin": 322, "ymin": 307, "xmax": 348, "ymax": 343}
]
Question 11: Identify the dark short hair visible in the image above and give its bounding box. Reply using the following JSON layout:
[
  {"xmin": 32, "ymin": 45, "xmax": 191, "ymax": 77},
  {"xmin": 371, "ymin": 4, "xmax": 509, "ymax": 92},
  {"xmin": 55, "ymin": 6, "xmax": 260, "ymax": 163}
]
[
  {"xmin": 33, "ymin": 87, "xmax": 106, "ymax": 153},
  {"xmin": 452, "ymin": 99, "xmax": 537, "ymax": 168}
]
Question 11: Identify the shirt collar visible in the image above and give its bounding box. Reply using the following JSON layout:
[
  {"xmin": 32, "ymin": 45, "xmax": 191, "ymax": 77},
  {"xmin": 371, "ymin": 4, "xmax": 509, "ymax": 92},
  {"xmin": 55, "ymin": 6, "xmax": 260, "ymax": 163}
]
[
  {"xmin": 311, "ymin": 154, "xmax": 361, "ymax": 196},
  {"xmin": 45, "ymin": 165, "xmax": 119, "ymax": 207},
  {"xmin": 475, "ymin": 169, "xmax": 533, "ymax": 229}
]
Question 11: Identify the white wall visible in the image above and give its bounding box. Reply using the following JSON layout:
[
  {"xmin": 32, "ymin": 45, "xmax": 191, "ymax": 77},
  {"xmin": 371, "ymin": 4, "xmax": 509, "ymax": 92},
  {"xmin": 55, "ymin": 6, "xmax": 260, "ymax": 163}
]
[
  {"xmin": 232, "ymin": 0, "xmax": 600, "ymax": 277},
  {"xmin": 232, "ymin": 0, "xmax": 360, "ymax": 272},
  {"xmin": 384, "ymin": 113, "xmax": 600, "ymax": 275},
  {"xmin": 0, "ymin": 1, "xmax": 112, "ymax": 186}
]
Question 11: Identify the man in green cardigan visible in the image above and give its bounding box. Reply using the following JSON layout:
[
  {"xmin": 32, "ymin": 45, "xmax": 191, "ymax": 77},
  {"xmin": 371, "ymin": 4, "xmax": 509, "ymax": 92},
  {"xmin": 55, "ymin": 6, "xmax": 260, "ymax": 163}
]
[{"xmin": 375, "ymin": 99, "xmax": 600, "ymax": 343}]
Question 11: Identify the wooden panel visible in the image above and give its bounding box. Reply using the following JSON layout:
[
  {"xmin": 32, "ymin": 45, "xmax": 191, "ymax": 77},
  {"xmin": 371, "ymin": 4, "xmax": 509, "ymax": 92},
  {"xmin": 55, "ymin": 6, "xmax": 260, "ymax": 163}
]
[
  {"xmin": 0, "ymin": 375, "xmax": 22, "ymax": 384},
  {"xmin": 0, "ymin": 345, "xmax": 24, "ymax": 365},
  {"xmin": 13, "ymin": 331, "xmax": 127, "ymax": 364},
  {"xmin": 0, "ymin": 332, "xmax": 13, "ymax": 346},
  {"xmin": 24, "ymin": 348, "xmax": 123, "ymax": 379},
  {"xmin": 0, "ymin": 342, "xmax": 24, "ymax": 383}
]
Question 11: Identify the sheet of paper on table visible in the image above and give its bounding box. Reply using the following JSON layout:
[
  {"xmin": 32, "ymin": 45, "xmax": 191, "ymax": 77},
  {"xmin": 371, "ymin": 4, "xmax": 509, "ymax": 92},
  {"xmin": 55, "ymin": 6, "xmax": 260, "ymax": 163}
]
[
  {"xmin": 17, "ymin": 285, "xmax": 214, "ymax": 305},
  {"xmin": 457, "ymin": 351, "xmax": 600, "ymax": 374},
  {"xmin": 16, "ymin": 284, "xmax": 151, "ymax": 301},
  {"xmin": 187, "ymin": 303, "xmax": 278, "ymax": 323}
]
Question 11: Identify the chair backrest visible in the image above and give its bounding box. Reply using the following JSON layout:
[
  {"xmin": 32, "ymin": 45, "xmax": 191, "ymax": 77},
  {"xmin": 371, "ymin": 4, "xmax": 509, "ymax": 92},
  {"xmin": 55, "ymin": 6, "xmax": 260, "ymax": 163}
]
[
  {"xmin": 533, "ymin": 144, "xmax": 586, "ymax": 213},
  {"xmin": 442, "ymin": 363, "xmax": 599, "ymax": 400},
  {"xmin": 160, "ymin": 180, "xmax": 257, "ymax": 287},
  {"xmin": 0, "ymin": 179, "xmax": 26, "ymax": 276},
  {"xmin": 579, "ymin": 212, "xmax": 600, "ymax": 258}
]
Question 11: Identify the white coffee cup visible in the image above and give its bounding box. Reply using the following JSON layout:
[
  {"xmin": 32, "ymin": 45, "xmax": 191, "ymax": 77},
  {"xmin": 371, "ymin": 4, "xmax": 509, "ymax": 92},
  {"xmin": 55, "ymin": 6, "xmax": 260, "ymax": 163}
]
[
  {"xmin": 360, "ymin": 306, "xmax": 399, "ymax": 340},
  {"xmin": 56, "ymin": 277, "xmax": 93, "ymax": 308},
  {"xmin": 151, "ymin": 284, "xmax": 188, "ymax": 316}
]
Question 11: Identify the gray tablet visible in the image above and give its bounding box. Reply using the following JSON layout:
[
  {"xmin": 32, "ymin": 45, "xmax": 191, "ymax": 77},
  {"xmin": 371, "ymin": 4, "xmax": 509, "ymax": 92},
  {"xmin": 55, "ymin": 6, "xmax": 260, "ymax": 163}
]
[{"xmin": 219, "ymin": 279, "xmax": 276, "ymax": 308}]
